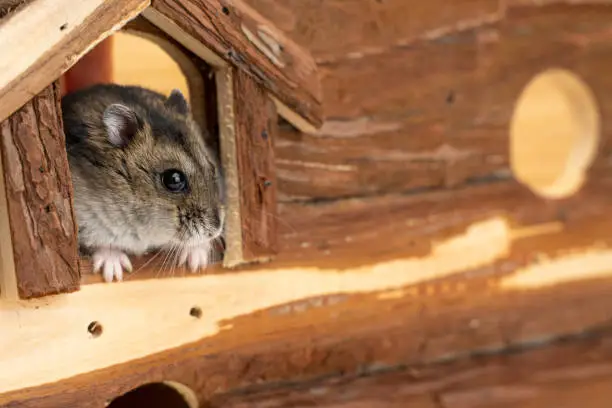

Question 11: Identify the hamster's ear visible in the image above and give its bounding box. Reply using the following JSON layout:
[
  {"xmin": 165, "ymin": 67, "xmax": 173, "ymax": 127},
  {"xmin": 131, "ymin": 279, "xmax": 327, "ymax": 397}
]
[
  {"xmin": 165, "ymin": 89, "xmax": 190, "ymax": 115},
  {"xmin": 103, "ymin": 104, "xmax": 140, "ymax": 147}
]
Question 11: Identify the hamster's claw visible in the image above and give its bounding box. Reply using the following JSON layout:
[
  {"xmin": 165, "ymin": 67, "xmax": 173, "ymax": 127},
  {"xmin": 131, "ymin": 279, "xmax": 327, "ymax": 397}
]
[
  {"xmin": 178, "ymin": 243, "xmax": 211, "ymax": 273},
  {"xmin": 92, "ymin": 248, "xmax": 132, "ymax": 282}
]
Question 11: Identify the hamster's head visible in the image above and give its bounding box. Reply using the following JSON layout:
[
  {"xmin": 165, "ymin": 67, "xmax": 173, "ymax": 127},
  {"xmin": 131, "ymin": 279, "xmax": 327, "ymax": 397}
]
[{"xmin": 101, "ymin": 89, "xmax": 224, "ymax": 249}]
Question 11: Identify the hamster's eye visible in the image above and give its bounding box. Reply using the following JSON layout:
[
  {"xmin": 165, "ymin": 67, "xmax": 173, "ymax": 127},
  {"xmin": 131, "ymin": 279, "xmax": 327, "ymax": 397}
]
[{"xmin": 161, "ymin": 169, "xmax": 188, "ymax": 193}]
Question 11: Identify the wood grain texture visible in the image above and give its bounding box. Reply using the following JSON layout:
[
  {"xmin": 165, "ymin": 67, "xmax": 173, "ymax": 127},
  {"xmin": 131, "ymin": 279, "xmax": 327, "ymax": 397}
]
[
  {"xmin": 150, "ymin": 0, "xmax": 323, "ymax": 128},
  {"xmin": 6, "ymin": 243, "xmax": 612, "ymax": 407},
  {"xmin": 0, "ymin": 0, "xmax": 149, "ymax": 122},
  {"xmin": 11, "ymin": 171, "xmax": 612, "ymax": 405},
  {"xmin": 273, "ymin": 4, "xmax": 612, "ymax": 201},
  {"xmin": 0, "ymin": 82, "xmax": 79, "ymax": 298},
  {"xmin": 245, "ymin": 0, "xmax": 502, "ymax": 62},
  {"xmin": 320, "ymin": 4, "xmax": 612, "ymax": 119},
  {"xmin": 206, "ymin": 328, "xmax": 612, "ymax": 407},
  {"xmin": 219, "ymin": 68, "xmax": 278, "ymax": 266}
]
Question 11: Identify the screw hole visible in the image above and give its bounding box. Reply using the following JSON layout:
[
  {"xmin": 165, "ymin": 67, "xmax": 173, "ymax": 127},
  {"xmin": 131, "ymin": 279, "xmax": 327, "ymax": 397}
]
[
  {"xmin": 263, "ymin": 180, "xmax": 272, "ymax": 188},
  {"xmin": 44, "ymin": 205, "xmax": 51, "ymax": 213},
  {"xmin": 261, "ymin": 129, "xmax": 269, "ymax": 140},
  {"xmin": 221, "ymin": 6, "xmax": 230, "ymax": 15},
  {"xmin": 88, "ymin": 321, "xmax": 103, "ymax": 338},
  {"xmin": 189, "ymin": 307, "xmax": 202, "ymax": 318}
]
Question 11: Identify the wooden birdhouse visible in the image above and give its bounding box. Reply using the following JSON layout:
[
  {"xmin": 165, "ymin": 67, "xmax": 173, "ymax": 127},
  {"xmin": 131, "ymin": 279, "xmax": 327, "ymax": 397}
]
[{"xmin": 4, "ymin": 0, "xmax": 612, "ymax": 407}]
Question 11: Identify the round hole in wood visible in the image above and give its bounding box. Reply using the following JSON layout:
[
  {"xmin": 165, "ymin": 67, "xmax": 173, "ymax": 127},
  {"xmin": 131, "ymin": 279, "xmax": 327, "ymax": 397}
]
[
  {"xmin": 106, "ymin": 381, "xmax": 198, "ymax": 408},
  {"xmin": 87, "ymin": 321, "xmax": 103, "ymax": 338},
  {"xmin": 189, "ymin": 306, "xmax": 202, "ymax": 318},
  {"xmin": 510, "ymin": 68, "xmax": 600, "ymax": 199}
]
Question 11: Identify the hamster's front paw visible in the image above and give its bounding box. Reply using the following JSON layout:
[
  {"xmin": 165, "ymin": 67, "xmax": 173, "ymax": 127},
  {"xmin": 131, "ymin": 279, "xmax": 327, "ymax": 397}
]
[
  {"xmin": 92, "ymin": 247, "xmax": 133, "ymax": 282},
  {"xmin": 178, "ymin": 242, "xmax": 211, "ymax": 273}
]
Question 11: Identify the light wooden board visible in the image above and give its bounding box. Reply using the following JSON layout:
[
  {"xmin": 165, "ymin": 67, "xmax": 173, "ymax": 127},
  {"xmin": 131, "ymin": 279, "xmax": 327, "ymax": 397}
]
[
  {"xmin": 2, "ymin": 215, "xmax": 612, "ymax": 393},
  {"xmin": 0, "ymin": 0, "xmax": 149, "ymax": 122},
  {"xmin": 0, "ymin": 122, "xmax": 17, "ymax": 301}
]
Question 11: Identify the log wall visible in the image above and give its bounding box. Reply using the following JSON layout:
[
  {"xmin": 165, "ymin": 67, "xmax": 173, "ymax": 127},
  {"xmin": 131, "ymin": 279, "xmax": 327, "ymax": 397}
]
[{"xmin": 4, "ymin": 1, "xmax": 612, "ymax": 407}]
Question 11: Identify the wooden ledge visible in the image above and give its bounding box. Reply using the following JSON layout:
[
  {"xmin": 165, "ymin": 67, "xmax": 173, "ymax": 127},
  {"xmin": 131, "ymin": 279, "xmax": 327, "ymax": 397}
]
[{"xmin": 5, "ymin": 203, "xmax": 612, "ymax": 397}]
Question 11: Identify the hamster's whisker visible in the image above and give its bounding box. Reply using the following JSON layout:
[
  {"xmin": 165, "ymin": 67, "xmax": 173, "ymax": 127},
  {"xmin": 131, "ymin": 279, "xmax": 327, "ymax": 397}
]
[
  {"xmin": 158, "ymin": 244, "xmax": 176, "ymax": 279},
  {"xmin": 170, "ymin": 240, "xmax": 183, "ymax": 277},
  {"xmin": 169, "ymin": 243, "xmax": 182, "ymax": 278},
  {"xmin": 129, "ymin": 249, "xmax": 164, "ymax": 279}
]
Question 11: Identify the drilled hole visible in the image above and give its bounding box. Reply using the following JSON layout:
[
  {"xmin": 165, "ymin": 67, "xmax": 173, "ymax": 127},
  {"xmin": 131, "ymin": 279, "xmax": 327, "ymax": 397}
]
[
  {"xmin": 189, "ymin": 306, "xmax": 202, "ymax": 318},
  {"xmin": 88, "ymin": 321, "xmax": 103, "ymax": 338},
  {"xmin": 221, "ymin": 6, "xmax": 230, "ymax": 15},
  {"xmin": 446, "ymin": 90, "xmax": 455, "ymax": 104},
  {"xmin": 510, "ymin": 68, "xmax": 600, "ymax": 199}
]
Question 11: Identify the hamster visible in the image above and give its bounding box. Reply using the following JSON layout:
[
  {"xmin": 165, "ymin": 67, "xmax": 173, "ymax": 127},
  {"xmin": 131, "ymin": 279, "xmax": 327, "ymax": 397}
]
[{"xmin": 62, "ymin": 84, "xmax": 224, "ymax": 282}]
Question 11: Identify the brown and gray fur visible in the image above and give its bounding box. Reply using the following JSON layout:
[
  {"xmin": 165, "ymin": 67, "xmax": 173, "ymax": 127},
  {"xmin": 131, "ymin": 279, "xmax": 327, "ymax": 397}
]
[{"xmin": 62, "ymin": 84, "xmax": 224, "ymax": 280}]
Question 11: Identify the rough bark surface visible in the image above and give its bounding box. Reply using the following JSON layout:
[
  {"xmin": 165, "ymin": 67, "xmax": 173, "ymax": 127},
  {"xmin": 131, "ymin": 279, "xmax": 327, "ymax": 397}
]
[
  {"xmin": 232, "ymin": 70, "xmax": 278, "ymax": 261},
  {"xmin": 0, "ymin": 82, "xmax": 80, "ymax": 298}
]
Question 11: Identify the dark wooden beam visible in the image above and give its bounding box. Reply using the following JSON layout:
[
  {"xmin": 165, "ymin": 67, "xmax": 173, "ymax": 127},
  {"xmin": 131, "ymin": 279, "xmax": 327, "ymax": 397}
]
[
  {"xmin": 147, "ymin": 0, "xmax": 323, "ymax": 131},
  {"xmin": 206, "ymin": 326, "xmax": 612, "ymax": 407},
  {"xmin": 0, "ymin": 81, "xmax": 80, "ymax": 299}
]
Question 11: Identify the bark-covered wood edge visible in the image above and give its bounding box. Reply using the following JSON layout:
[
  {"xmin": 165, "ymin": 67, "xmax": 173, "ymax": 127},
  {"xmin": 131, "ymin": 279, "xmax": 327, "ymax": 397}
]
[{"xmin": 0, "ymin": 81, "xmax": 80, "ymax": 299}]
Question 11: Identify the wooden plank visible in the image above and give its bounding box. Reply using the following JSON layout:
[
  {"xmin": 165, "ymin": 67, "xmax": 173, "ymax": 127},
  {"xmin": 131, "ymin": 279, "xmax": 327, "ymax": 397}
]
[
  {"xmin": 318, "ymin": 4, "xmax": 612, "ymax": 119},
  {"xmin": 271, "ymin": 4, "xmax": 612, "ymax": 201},
  {"xmin": 5, "ymin": 222, "xmax": 612, "ymax": 407},
  {"xmin": 0, "ymin": 82, "xmax": 80, "ymax": 299},
  {"xmin": 0, "ymin": 0, "xmax": 149, "ymax": 122},
  {"xmin": 148, "ymin": 0, "xmax": 323, "ymax": 129},
  {"xmin": 6, "ymin": 173, "xmax": 612, "ymax": 398},
  {"xmin": 245, "ymin": 0, "xmax": 502, "ymax": 62},
  {"xmin": 217, "ymin": 68, "xmax": 278, "ymax": 267},
  {"xmin": 274, "ymin": 118, "xmax": 509, "ymax": 201},
  {"xmin": 0, "ymin": 120, "xmax": 17, "ymax": 300},
  {"xmin": 207, "ymin": 328, "xmax": 612, "ymax": 407}
]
